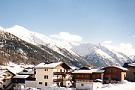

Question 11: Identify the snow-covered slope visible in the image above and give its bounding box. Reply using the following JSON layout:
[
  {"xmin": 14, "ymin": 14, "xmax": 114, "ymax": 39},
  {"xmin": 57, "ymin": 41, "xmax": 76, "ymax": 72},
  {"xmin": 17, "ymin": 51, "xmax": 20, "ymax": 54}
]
[
  {"xmin": 4, "ymin": 25, "xmax": 77, "ymax": 56},
  {"xmin": 0, "ymin": 30, "xmax": 88, "ymax": 67},
  {"xmin": 2, "ymin": 25, "xmax": 135, "ymax": 67},
  {"xmin": 72, "ymin": 43, "xmax": 134, "ymax": 67}
]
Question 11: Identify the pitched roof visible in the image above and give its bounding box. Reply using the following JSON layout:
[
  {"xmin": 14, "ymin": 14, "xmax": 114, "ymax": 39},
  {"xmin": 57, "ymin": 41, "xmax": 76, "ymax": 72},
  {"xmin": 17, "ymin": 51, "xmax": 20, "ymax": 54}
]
[
  {"xmin": 128, "ymin": 63, "xmax": 135, "ymax": 67},
  {"xmin": 18, "ymin": 68, "xmax": 34, "ymax": 75},
  {"xmin": 35, "ymin": 62, "xmax": 71, "ymax": 69},
  {"xmin": 103, "ymin": 65, "xmax": 128, "ymax": 71},
  {"xmin": 72, "ymin": 69, "xmax": 104, "ymax": 74},
  {"xmin": 13, "ymin": 75, "xmax": 30, "ymax": 79},
  {"xmin": 7, "ymin": 66, "xmax": 24, "ymax": 75}
]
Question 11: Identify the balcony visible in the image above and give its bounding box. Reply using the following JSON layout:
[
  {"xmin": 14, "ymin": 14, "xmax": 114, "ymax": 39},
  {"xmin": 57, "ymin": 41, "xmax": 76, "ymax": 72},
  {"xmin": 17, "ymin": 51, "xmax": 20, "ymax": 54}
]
[
  {"xmin": 53, "ymin": 78, "xmax": 63, "ymax": 82},
  {"xmin": 53, "ymin": 72, "xmax": 66, "ymax": 75},
  {"xmin": 53, "ymin": 71, "xmax": 71, "ymax": 75},
  {"xmin": 53, "ymin": 75, "xmax": 72, "ymax": 81}
]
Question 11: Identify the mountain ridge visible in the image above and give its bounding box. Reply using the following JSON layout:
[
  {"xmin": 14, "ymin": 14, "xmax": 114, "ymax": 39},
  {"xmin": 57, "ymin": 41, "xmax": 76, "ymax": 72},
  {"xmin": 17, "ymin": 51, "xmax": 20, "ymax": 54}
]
[
  {"xmin": 1, "ymin": 25, "xmax": 135, "ymax": 67},
  {"xmin": 0, "ymin": 30, "xmax": 88, "ymax": 67}
]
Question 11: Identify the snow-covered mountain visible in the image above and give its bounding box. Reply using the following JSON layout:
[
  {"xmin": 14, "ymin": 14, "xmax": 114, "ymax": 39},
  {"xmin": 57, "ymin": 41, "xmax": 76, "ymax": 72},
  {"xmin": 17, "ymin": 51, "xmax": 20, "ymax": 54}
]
[
  {"xmin": 1, "ymin": 25, "xmax": 135, "ymax": 67},
  {"xmin": 4, "ymin": 25, "xmax": 77, "ymax": 56},
  {"xmin": 72, "ymin": 43, "xmax": 135, "ymax": 67},
  {"xmin": 0, "ymin": 30, "xmax": 89, "ymax": 67}
]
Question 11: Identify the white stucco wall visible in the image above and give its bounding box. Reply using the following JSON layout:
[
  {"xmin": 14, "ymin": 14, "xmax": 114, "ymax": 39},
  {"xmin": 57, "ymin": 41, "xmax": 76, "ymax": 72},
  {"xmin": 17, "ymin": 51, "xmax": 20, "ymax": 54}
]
[
  {"xmin": 76, "ymin": 81, "xmax": 93, "ymax": 90},
  {"xmin": 76, "ymin": 81, "xmax": 103, "ymax": 90},
  {"xmin": 35, "ymin": 68, "xmax": 53, "ymax": 89}
]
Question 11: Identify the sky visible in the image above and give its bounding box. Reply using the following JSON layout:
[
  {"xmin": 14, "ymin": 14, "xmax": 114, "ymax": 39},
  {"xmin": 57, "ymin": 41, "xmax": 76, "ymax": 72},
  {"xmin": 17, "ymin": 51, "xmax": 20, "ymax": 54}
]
[{"xmin": 1, "ymin": 0, "xmax": 135, "ymax": 46}]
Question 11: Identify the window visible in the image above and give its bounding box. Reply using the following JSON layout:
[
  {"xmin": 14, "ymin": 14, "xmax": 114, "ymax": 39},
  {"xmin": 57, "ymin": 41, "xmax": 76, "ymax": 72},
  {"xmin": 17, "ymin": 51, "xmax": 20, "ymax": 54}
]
[
  {"xmin": 44, "ymin": 75, "xmax": 48, "ymax": 79},
  {"xmin": 45, "ymin": 69, "xmax": 48, "ymax": 71},
  {"xmin": 39, "ymin": 82, "xmax": 42, "ymax": 84},
  {"xmin": 60, "ymin": 69, "xmax": 62, "ymax": 72},
  {"xmin": 81, "ymin": 84, "xmax": 84, "ymax": 86},
  {"xmin": 45, "ymin": 82, "xmax": 47, "ymax": 86},
  {"xmin": 3, "ymin": 85, "xmax": 5, "ymax": 88},
  {"xmin": 3, "ymin": 79, "xmax": 6, "ymax": 82}
]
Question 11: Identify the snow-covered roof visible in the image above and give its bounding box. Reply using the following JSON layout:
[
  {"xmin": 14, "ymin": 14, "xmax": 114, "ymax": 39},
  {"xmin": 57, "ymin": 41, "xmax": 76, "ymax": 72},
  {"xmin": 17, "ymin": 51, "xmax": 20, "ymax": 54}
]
[
  {"xmin": 7, "ymin": 66, "xmax": 24, "ymax": 75},
  {"xmin": 13, "ymin": 75, "xmax": 30, "ymax": 79},
  {"xmin": 18, "ymin": 68, "xmax": 34, "ymax": 75},
  {"xmin": 103, "ymin": 65, "xmax": 128, "ymax": 71},
  {"xmin": 70, "ymin": 66, "xmax": 79, "ymax": 70},
  {"xmin": 35, "ymin": 62, "xmax": 63, "ymax": 69},
  {"xmin": 72, "ymin": 69, "xmax": 104, "ymax": 74},
  {"xmin": 72, "ymin": 70, "xmax": 92, "ymax": 73},
  {"xmin": 128, "ymin": 63, "xmax": 135, "ymax": 67},
  {"xmin": 91, "ymin": 69, "xmax": 105, "ymax": 73},
  {"xmin": 24, "ymin": 65, "xmax": 34, "ymax": 69}
]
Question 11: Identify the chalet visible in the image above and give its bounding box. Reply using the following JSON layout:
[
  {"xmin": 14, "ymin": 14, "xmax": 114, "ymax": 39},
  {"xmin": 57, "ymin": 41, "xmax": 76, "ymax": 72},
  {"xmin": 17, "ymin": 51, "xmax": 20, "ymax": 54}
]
[
  {"xmin": 102, "ymin": 65, "xmax": 127, "ymax": 84},
  {"xmin": 123, "ymin": 63, "xmax": 135, "ymax": 82},
  {"xmin": 35, "ymin": 62, "xmax": 72, "ymax": 89},
  {"xmin": 72, "ymin": 67, "xmax": 104, "ymax": 90}
]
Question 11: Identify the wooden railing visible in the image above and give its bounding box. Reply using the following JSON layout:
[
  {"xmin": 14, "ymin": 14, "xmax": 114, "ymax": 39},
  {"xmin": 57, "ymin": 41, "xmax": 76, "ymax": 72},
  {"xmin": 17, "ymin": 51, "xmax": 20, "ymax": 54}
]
[{"xmin": 53, "ymin": 71, "xmax": 71, "ymax": 75}]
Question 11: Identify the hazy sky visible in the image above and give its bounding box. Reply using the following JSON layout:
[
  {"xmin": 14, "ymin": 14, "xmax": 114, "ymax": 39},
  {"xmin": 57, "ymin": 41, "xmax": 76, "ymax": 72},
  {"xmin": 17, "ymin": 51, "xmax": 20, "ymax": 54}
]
[{"xmin": 1, "ymin": 0, "xmax": 135, "ymax": 45}]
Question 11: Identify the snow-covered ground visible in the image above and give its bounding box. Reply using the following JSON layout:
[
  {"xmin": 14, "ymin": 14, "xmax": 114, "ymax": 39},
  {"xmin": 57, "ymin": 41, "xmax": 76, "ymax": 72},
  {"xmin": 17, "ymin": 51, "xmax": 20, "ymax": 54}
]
[
  {"xmin": 98, "ymin": 81, "xmax": 135, "ymax": 90},
  {"xmin": 20, "ymin": 81, "xmax": 135, "ymax": 90}
]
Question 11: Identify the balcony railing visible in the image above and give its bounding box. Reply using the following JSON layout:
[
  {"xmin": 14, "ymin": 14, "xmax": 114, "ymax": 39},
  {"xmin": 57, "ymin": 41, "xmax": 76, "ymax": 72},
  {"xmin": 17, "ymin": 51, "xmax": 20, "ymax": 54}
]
[
  {"xmin": 53, "ymin": 71, "xmax": 71, "ymax": 75},
  {"xmin": 53, "ymin": 78, "xmax": 71, "ymax": 82}
]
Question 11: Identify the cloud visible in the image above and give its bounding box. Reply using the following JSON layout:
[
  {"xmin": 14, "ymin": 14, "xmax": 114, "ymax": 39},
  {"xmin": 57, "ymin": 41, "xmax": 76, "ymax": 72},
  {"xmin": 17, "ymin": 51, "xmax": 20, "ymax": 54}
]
[
  {"xmin": 50, "ymin": 32, "xmax": 82, "ymax": 45},
  {"xmin": 0, "ymin": 26, "xmax": 4, "ymax": 30},
  {"xmin": 119, "ymin": 43, "xmax": 133, "ymax": 49},
  {"xmin": 102, "ymin": 41, "xmax": 135, "ymax": 56}
]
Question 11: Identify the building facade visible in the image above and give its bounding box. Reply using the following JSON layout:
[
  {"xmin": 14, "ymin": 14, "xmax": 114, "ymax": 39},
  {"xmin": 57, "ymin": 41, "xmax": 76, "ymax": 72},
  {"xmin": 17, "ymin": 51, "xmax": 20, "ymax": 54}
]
[
  {"xmin": 72, "ymin": 67, "xmax": 104, "ymax": 90},
  {"xmin": 123, "ymin": 63, "xmax": 135, "ymax": 82},
  {"xmin": 35, "ymin": 62, "xmax": 72, "ymax": 89},
  {"xmin": 103, "ymin": 66, "xmax": 127, "ymax": 84}
]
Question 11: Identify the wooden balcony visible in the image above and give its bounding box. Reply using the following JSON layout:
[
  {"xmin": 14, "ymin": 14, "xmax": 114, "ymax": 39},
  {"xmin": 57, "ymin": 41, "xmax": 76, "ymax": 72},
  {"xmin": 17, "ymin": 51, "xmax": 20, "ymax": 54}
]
[
  {"xmin": 53, "ymin": 78, "xmax": 63, "ymax": 82},
  {"xmin": 53, "ymin": 71, "xmax": 71, "ymax": 75},
  {"xmin": 53, "ymin": 78, "xmax": 71, "ymax": 82}
]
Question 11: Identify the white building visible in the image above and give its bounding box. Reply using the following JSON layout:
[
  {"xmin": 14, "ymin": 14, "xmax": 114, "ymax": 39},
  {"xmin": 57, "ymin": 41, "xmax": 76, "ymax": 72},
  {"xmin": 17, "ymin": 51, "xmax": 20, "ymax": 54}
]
[{"xmin": 35, "ymin": 62, "xmax": 72, "ymax": 89}]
